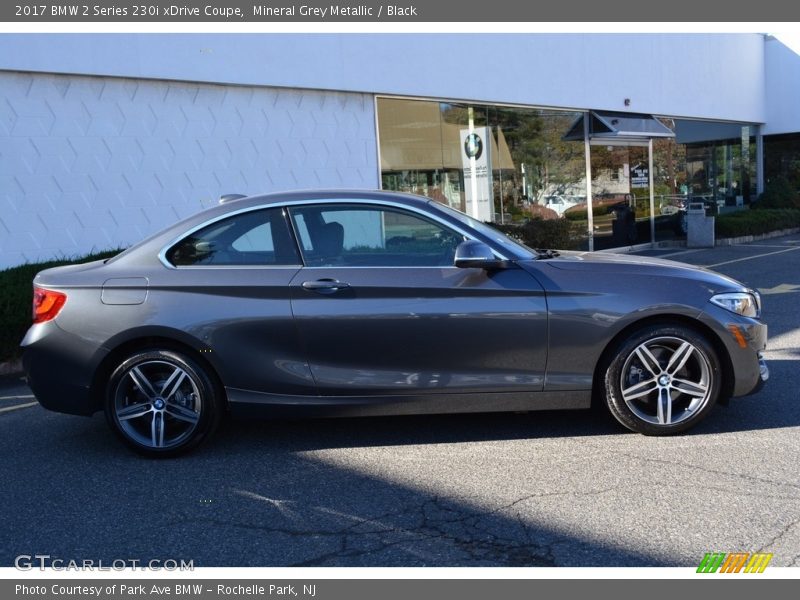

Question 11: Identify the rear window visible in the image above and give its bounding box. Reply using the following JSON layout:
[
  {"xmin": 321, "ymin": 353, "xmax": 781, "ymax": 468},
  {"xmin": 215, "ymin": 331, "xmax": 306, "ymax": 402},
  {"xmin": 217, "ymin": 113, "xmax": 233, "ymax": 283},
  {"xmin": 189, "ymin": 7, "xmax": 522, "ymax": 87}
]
[{"xmin": 165, "ymin": 208, "xmax": 300, "ymax": 266}]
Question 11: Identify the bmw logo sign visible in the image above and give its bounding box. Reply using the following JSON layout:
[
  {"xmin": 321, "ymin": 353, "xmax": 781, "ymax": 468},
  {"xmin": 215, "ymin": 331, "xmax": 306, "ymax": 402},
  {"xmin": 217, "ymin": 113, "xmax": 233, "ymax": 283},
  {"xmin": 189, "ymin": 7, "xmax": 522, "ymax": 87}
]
[{"xmin": 464, "ymin": 133, "xmax": 483, "ymax": 160}]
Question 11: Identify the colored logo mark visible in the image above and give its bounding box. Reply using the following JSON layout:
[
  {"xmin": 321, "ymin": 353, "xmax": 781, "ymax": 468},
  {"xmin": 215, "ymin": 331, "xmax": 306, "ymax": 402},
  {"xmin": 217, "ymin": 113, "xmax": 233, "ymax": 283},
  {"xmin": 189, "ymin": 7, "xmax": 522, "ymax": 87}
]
[{"xmin": 697, "ymin": 552, "xmax": 773, "ymax": 573}]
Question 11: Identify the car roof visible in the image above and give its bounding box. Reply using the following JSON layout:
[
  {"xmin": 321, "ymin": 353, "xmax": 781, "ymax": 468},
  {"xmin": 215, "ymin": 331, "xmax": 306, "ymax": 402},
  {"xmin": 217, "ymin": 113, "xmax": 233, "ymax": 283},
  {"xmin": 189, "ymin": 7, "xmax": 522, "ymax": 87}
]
[
  {"xmin": 107, "ymin": 189, "xmax": 443, "ymax": 267},
  {"xmin": 219, "ymin": 189, "xmax": 432, "ymax": 211}
]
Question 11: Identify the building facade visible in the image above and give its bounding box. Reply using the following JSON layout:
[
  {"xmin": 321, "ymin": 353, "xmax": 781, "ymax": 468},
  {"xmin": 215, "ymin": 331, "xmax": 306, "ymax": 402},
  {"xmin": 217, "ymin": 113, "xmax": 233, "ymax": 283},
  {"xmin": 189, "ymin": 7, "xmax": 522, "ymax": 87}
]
[{"xmin": 0, "ymin": 33, "xmax": 798, "ymax": 267}]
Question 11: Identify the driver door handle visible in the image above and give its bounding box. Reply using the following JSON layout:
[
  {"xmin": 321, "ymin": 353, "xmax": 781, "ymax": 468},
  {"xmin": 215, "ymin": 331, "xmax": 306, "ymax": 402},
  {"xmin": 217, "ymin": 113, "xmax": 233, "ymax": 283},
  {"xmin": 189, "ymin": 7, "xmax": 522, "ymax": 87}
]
[{"xmin": 301, "ymin": 279, "xmax": 350, "ymax": 294}]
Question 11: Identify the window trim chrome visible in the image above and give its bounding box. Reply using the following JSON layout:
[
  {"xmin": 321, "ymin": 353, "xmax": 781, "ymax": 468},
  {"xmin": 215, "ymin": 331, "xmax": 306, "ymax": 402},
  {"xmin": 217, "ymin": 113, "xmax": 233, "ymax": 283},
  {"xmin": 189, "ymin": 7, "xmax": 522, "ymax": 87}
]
[{"xmin": 157, "ymin": 198, "xmax": 511, "ymax": 270}]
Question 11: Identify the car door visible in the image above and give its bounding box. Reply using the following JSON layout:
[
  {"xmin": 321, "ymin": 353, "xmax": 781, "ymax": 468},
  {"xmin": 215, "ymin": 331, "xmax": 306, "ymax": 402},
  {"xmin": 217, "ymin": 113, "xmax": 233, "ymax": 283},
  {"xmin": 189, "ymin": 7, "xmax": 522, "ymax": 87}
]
[{"xmin": 287, "ymin": 201, "xmax": 548, "ymax": 397}]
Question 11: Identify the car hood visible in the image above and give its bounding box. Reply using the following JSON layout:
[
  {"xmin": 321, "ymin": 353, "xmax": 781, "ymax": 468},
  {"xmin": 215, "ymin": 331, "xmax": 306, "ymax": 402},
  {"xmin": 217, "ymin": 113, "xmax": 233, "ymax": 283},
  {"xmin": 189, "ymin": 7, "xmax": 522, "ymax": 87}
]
[{"xmin": 526, "ymin": 250, "xmax": 748, "ymax": 292}]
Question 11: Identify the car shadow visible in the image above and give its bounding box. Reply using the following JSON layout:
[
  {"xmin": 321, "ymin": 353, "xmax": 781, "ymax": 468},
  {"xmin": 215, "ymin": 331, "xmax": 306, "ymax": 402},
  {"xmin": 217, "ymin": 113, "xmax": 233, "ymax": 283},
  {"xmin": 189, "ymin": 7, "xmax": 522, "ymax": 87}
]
[
  {"xmin": 0, "ymin": 406, "xmax": 664, "ymax": 568},
  {"xmin": 215, "ymin": 407, "xmax": 623, "ymax": 454},
  {"xmin": 691, "ymin": 358, "xmax": 800, "ymax": 435}
]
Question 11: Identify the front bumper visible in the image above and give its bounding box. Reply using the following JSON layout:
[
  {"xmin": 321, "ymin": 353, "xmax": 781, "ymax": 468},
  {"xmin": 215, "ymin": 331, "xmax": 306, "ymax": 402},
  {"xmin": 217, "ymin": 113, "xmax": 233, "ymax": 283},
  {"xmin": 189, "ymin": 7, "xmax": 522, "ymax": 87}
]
[
  {"xmin": 745, "ymin": 351, "xmax": 770, "ymax": 396},
  {"xmin": 699, "ymin": 304, "xmax": 768, "ymax": 397}
]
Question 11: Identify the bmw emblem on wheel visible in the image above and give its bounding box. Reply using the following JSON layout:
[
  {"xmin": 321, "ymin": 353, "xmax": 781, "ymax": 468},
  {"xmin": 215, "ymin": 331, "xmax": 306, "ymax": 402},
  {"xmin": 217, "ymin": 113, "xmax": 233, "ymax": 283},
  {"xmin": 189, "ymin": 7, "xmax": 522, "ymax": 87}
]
[{"xmin": 464, "ymin": 133, "xmax": 483, "ymax": 160}]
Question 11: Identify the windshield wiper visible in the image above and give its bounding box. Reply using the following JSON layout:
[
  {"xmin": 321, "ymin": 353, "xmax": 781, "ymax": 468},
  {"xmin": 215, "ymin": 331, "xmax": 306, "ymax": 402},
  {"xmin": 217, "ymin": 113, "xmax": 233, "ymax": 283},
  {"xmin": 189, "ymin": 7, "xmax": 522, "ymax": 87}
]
[{"xmin": 534, "ymin": 248, "xmax": 561, "ymax": 259}]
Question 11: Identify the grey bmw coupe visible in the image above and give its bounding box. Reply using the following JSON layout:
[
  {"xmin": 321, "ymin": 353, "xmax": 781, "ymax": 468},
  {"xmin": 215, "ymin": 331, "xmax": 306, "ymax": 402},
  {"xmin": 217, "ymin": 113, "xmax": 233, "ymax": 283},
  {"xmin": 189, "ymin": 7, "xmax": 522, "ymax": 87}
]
[{"xmin": 22, "ymin": 190, "xmax": 768, "ymax": 456}]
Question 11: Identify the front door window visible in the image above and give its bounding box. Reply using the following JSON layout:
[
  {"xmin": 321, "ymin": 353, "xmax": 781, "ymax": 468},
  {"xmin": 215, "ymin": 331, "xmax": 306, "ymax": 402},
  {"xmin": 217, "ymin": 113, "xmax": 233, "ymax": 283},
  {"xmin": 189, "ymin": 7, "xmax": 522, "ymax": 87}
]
[{"xmin": 289, "ymin": 204, "xmax": 464, "ymax": 267}]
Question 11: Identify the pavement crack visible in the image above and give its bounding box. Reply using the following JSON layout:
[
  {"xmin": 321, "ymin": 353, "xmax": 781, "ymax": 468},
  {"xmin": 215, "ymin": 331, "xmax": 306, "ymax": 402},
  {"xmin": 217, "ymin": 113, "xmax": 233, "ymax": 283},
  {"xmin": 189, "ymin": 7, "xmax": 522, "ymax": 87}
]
[
  {"xmin": 171, "ymin": 488, "xmax": 616, "ymax": 566},
  {"xmin": 413, "ymin": 495, "xmax": 557, "ymax": 566},
  {"xmin": 646, "ymin": 481, "xmax": 800, "ymax": 502},
  {"xmin": 583, "ymin": 442, "xmax": 800, "ymax": 493},
  {"xmin": 754, "ymin": 514, "xmax": 800, "ymax": 556}
]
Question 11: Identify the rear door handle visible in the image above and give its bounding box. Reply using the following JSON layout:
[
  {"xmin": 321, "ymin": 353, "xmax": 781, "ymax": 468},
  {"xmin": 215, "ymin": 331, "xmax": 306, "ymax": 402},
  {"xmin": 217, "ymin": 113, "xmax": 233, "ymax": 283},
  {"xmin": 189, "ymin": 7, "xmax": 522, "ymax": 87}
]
[{"xmin": 301, "ymin": 279, "xmax": 350, "ymax": 294}]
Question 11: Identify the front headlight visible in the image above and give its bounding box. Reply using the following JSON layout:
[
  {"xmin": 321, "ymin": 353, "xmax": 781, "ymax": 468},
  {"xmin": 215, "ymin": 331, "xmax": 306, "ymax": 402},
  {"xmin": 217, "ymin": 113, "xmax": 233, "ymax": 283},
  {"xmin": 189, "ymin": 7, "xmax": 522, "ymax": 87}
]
[{"xmin": 710, "ymin": 292, "xmax": 759, "ymax": 318}]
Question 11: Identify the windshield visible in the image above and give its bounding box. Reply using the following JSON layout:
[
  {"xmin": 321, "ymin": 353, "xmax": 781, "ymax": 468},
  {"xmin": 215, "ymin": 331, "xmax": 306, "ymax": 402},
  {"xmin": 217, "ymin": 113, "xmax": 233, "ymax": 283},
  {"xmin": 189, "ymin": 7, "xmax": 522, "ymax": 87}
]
[{"xmin": 432, "ymin": 202, "xmax": 536, "ymax": 260}]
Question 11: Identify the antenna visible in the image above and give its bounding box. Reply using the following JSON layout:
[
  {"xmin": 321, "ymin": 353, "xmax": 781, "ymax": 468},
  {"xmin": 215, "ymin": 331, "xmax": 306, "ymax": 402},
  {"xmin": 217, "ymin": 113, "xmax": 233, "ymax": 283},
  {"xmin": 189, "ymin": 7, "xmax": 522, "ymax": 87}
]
[{"xmin": 219, "ymin": 194, "xmax": 247, "ymax": 204}]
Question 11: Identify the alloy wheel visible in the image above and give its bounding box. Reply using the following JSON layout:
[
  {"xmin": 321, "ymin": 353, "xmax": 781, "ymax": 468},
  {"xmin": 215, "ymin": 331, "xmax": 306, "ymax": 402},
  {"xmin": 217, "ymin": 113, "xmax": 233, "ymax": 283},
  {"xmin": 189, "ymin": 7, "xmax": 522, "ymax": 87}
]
[
  {"xmin": 112, "ymin": 359, "xmax": 203, "ymax": 450},
  {"xmin": 619, "ymin": 336, "xmax": 713, "ymax": 426}
]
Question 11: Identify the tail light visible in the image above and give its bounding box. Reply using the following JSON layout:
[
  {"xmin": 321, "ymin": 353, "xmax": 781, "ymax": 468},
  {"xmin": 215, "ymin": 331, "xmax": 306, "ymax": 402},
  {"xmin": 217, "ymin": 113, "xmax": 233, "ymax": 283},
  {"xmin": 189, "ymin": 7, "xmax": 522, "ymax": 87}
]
[{"xmin": 32, "ymin": 287, "xmax": 67, "ymax": 324}]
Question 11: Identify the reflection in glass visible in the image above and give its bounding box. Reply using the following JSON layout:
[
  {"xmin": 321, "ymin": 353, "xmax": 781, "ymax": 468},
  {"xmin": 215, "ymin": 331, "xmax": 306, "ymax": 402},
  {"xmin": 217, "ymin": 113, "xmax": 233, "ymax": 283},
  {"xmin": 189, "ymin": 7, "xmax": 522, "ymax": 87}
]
[
  {"xmin": 764, "ymin": 132, "xmax": 800, "ymax": 191},
  {"xmin": 377, "ymin": 99, "xmax": 759, "ymax": 251},
  {"xmin": 685, "ymin": 135, "xmax": 755, "ymax": 209},
  {"xmin": 377, "ymin": 98, "xmax": 583, "ymax": 226},
  {"xmin": 587, "ymin": 144, "xmax": 650, "ymax": 250}
]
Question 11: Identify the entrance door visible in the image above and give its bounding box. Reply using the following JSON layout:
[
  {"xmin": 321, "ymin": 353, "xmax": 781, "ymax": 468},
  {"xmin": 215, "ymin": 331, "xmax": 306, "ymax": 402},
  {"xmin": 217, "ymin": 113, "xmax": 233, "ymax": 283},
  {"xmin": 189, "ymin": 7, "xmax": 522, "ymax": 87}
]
[{"xmin": 588, "ymin": 142, "xmax": 653, "ymax": 251}]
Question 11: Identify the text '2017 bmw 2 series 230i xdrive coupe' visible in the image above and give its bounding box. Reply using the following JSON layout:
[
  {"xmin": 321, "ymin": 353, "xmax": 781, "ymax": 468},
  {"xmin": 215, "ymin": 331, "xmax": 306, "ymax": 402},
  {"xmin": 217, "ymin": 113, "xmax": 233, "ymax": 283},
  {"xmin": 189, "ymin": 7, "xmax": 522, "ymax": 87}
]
[{"xmin": 22, "ymin": 190, "xmax": 768, "ymax": 456}]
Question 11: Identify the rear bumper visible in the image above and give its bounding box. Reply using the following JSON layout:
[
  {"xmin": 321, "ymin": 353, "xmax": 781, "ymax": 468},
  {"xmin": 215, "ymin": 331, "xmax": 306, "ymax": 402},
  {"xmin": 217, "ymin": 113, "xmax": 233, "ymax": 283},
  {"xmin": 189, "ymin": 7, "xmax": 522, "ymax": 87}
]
[{"xmin": 21, "ymin": 322, "xmax": 105, "ymax": 416}]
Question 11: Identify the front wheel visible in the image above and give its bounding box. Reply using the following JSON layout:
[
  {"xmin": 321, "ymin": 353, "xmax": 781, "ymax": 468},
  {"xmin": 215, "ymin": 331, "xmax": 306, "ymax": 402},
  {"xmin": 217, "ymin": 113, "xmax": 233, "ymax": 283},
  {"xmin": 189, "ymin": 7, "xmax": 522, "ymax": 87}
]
[
  {"xmin": 105, "ymin": 349, "xmax": 222, "ymax": 457},
  {"xmin": 604, "ymin": 325, "xmax": 721, "ymax": 435}
]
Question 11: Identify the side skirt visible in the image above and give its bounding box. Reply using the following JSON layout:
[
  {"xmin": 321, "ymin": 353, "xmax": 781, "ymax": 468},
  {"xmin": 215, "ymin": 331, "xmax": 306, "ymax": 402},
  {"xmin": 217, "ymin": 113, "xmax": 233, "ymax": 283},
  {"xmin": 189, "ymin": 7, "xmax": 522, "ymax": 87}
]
[{"xmin": 225, "ymin": 387, "xmax": 591, "ymax": 419}]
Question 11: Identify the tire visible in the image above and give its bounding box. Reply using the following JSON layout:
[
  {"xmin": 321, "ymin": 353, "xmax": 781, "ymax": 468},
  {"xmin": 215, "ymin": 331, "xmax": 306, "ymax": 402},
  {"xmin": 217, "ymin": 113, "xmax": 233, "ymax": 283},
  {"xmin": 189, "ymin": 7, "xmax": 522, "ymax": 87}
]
[
  {"xmin": 104, "ymin": 349, "xmax": 222, "ymax": 457},
  {"xmin": 603, "ymin": 325, "xmax": 721, "ymax": 435}
]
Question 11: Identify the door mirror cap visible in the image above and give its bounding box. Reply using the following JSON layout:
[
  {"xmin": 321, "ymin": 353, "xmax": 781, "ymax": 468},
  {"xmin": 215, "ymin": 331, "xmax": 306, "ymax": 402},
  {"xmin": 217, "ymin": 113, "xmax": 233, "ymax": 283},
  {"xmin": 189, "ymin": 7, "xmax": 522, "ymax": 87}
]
[{"xmin": 454, "ymin": 240, "xmax": 512, "ymax": 270}]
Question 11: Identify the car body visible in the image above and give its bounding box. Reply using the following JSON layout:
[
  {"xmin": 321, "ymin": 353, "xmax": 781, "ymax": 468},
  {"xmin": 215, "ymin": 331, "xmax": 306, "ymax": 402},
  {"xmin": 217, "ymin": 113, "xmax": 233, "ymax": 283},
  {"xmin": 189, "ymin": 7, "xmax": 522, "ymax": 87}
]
[
  {"xmin": 22, "ymin": 190, "xmax": 768, "ymax": 456},
  {"xmin": 542, "ymin": 195, "xmax": 577, "ymax": 217},
  {"xmin": 563, "ymin": 194, "xmax": 633, "ymax": 220}
]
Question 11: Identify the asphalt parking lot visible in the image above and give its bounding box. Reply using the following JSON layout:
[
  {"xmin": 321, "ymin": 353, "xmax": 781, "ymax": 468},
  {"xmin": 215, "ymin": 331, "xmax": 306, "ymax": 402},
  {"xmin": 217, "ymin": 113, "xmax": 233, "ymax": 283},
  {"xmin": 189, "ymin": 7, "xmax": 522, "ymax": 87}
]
[{"xmin": 1, "ymin": 234, "xmax": 799, "ymax": 568}]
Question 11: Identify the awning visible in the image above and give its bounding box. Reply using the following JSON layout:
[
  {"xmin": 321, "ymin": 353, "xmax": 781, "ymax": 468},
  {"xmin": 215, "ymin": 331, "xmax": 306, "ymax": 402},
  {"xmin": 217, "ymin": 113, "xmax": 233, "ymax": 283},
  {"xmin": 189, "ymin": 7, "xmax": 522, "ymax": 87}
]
[{"xmin": 563, "ymin": 111, "xmax": 675, "ymax": 142}]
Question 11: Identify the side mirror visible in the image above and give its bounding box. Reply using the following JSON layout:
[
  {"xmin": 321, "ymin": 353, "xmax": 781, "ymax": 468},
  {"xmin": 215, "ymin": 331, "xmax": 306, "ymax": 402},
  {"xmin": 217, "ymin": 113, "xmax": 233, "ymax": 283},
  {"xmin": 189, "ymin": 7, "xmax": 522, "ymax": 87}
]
[{"xmin": 454, "ymin": 240, "xmax": 509, "ymax": 270}]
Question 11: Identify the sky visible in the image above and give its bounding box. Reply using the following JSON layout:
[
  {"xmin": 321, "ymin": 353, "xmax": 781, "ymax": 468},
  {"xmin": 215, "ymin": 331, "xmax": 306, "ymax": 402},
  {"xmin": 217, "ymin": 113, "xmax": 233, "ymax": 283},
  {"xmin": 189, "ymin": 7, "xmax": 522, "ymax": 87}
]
[{"xmin": 775, "ymin": 33, "xmax": 800, "ymax": 55}]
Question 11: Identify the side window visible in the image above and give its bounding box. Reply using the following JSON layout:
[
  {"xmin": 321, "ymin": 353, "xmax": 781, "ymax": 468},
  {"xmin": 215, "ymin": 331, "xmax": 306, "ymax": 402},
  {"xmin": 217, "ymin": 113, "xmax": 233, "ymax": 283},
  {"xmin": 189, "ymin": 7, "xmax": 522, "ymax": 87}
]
[
  {"xmin": 166, "ymin": 208, "xmax": 300, "ymax": 266},
  {"xmin": 231, "ymin": 223, "xmax": 273, "ymax": 252},
  {"xmin": 288, "ymin": 204, "xmax": 464, "ymax": 267}
]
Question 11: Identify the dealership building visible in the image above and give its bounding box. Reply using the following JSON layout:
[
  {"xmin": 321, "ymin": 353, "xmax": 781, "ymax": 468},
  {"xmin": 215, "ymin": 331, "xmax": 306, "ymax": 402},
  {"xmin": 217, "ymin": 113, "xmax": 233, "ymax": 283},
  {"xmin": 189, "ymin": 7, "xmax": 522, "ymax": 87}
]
[{"xmin": 1, "ymin": 33, "xmax": 799, "ymax": 268}]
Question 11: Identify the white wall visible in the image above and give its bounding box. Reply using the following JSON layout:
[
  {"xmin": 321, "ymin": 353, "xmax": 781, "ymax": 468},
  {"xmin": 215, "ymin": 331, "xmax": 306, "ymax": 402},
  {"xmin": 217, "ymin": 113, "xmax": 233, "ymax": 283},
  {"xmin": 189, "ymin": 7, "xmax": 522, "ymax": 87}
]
[
  {"xmin": 0, "ymin": 71, "xmax": 377, "ymax": 268},
  {"xmin": 763, "ymin": 37, "xmax": 800, "ymax": 135},
  {"xmin": 0, "ymin": 33, "xmax": 767, "ymax": 123}
]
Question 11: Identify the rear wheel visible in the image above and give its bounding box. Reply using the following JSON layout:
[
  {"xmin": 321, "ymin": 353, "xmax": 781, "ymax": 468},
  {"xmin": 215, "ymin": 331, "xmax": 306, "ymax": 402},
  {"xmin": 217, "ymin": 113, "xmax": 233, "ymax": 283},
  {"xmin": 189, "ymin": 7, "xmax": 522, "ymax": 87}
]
[
  {"xmin": 604, "ymin": 325, "xmax": 721, "ymax": 435},
  {"xmin": 104, "ymin": 349, "xmax": 222, "ymax": 457}
]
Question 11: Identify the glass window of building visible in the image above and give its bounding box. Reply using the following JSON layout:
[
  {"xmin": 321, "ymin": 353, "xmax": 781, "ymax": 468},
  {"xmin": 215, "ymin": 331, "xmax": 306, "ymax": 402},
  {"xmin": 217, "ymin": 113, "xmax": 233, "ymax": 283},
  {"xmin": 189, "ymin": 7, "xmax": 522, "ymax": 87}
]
[
  {"xmin": 377, "ymin": 98, "xmax": 584, "ymax": 225},
  {"xmin": 764, "ymin": 133, "xmax": 800, "ymax": 192},
  {"xmin": 378, "ymin": 98, "xmax": 759, "ymax": 252}
]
